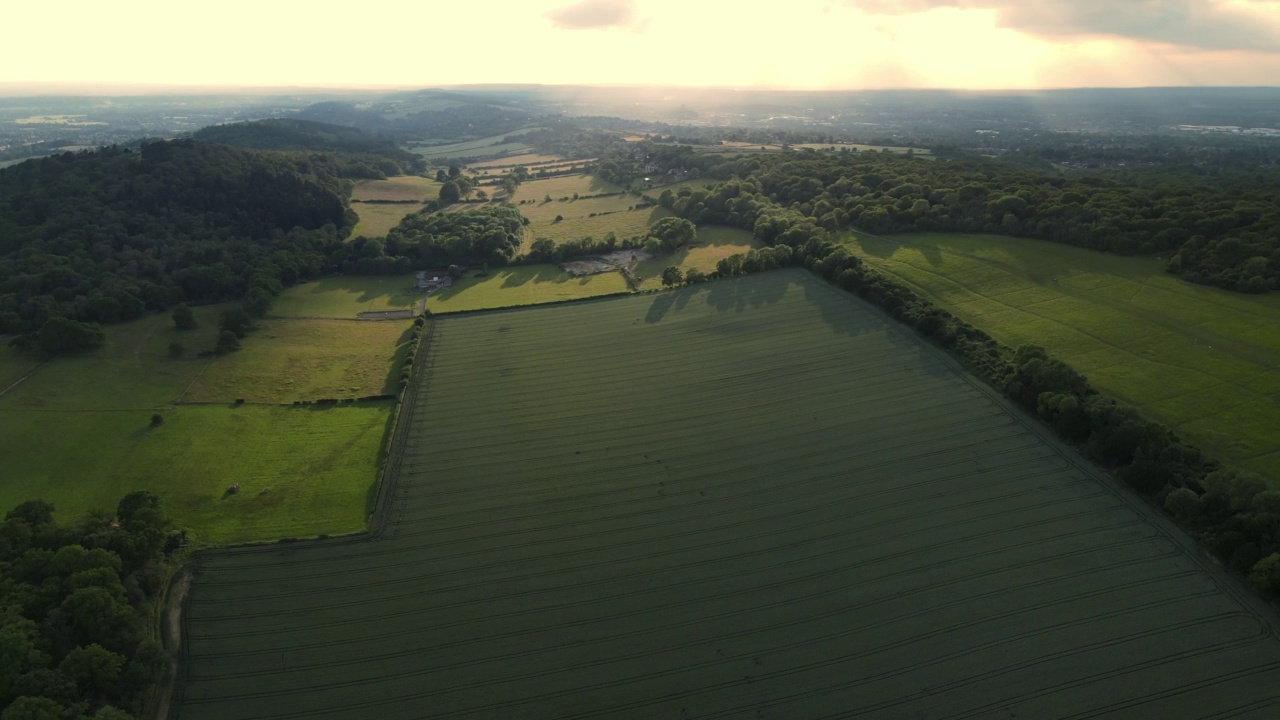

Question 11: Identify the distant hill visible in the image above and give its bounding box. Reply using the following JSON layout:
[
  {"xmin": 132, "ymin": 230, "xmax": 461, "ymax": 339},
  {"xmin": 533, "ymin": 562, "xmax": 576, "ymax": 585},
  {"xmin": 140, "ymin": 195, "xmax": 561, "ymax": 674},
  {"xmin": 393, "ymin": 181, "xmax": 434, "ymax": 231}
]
[
  {"xmin": 296, "ymin": 90, "xmax": 536, "ymax": 142},
  {"xmin": 193, "ymin": 119, "xmax": 420, "ymax": 175}
]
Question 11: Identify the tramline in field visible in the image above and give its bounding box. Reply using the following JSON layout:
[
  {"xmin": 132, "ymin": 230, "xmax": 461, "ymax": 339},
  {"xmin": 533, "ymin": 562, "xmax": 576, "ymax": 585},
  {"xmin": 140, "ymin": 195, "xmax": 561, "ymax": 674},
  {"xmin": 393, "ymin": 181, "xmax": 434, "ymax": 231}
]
[{"xmin": 175, "ymin": 270, "xmax": 1280, "ymax": 720}]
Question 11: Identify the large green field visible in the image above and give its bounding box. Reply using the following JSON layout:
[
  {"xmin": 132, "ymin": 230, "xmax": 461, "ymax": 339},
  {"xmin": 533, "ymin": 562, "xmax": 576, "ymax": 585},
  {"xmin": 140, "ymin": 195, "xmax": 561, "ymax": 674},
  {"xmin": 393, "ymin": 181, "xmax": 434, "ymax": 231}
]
[
  {"xmin": 512, "ymin": 175, "xmax": 668, "ymax": 246},
  {"xmin": 425, "ymin": 265, "xmax": 629, "ymax": 313},
  {"xmin": 176, "ymin": 271, "xmax": 1280, "ymax": 719},
  {"xmin": 0, "ymin": 301, "xmax": 404, "ymax": 544},
  {"xmin": 407, "ymin": 128, "xmax": 543, "ymax": 160},
  {"xmin": 635, "ymin": 225, "xmax": 762, "ymax": 290},
  {"xmin": 844, "ymin": 232, "xmax": 1280, "ymax": 483},
  {"xmin": 184, "ymin": 319, "xmax": 413, "ymax": 403},
  {"xmin": 350, "ymin": 176, "xmax": 442, "ymax": 238},
  {"xmin": 270, "ymin": 276, "xmax": 421, "ymax": 319}
]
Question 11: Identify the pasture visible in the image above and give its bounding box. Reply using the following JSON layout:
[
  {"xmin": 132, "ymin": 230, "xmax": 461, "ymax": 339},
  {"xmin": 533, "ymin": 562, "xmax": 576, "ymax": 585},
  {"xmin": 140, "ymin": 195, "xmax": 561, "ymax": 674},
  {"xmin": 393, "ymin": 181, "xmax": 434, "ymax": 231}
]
[
  {"xmin": 0, "ymin": 402, "xmax": 390, "ymax": 545},
  {"xmin": 184, "ymin": 319, "xmax": 413, "ymax": 403},
  {"xmin": 408, "ymin": 128, "xmax": 543, "ymax": 160},
  {"xmin": 177, "ymin": 271, "xmax": 1280, "ymax": 719},
  {"xmin": 466, "ymin": 153, "xmax": 565, "ymax": 170},
  {"xmin": 634, "ymin": 225, "xmax": 762, "ymax": 290},
  {"xmin": 351, "ymin": 176, "xmax": 442, "ymax": 203},
  {"xmin": 0, "ymin": 295, "xmax": 410, "ymax": 542},
  {"xmin": 350, "ymin": 176, "xmax": 441, "ymax": 238},
  {"xmin": 270, "ymin": 276, "xmax": 420, "ymax": 319},
  {"xmin": 513, "ymin": 175, "xmax": 667, "ymax": 246},
  {"xmin": 424, "ymin": 265, "xmax": 629, "ymax": 313},
  {"xmin": 844, "ymin": 232, "xmax": 1280, "ymax": 483}
]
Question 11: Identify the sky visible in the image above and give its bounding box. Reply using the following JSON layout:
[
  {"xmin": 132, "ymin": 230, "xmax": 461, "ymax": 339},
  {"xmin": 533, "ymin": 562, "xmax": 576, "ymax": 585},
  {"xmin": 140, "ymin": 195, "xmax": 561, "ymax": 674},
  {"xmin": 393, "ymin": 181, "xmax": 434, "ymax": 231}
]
[{"xmin": 5, "ymin": 0, "xmax": 1280, "ymax": 90}]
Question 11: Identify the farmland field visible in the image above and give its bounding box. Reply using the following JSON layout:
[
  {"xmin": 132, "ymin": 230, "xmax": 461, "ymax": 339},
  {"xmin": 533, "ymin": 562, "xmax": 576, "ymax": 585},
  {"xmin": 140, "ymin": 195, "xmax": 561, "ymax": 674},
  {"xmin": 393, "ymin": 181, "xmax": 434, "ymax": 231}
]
[
  {"xmin": 408, "ymin": 128, "xmax": 543, "ymax": 160},
  {"xmin": 635, "ymin": 225, "xmax": 763, "ymax": 290},
  {"xmin": 177, "ymin": 270, "xmax": 1280, "ymax": 719},
  {"xmin": 424, "ymin": 265, "xmax": 629, "ymax": 313},
  {"xmin": 270, "ymin": 276, "xmax": 420, "ymax": 319},
  {"xmin": 844, "ymin": 232, "xmax": 1280, "ymax": 483},
  {"xmin": 467, "ymin": 153, "xmax": 565, "ymax": 170},
  {"xmin": 350, "ymin": 176, "xmax": 441, "ymax": 238},
  {"xmin": 513, "ymin": 175, "xmax": 669, "ymax": 245},
  {"xmin": 0, "ymin": 402, "xmax": 391, "ymax": 545},
  {"xmin": 184, "ymin": 319, "xmax": 413, "ymax": 403},
  {"xmin": 0, "ymin": 300, "xmax": 404, "ymax": 543}
]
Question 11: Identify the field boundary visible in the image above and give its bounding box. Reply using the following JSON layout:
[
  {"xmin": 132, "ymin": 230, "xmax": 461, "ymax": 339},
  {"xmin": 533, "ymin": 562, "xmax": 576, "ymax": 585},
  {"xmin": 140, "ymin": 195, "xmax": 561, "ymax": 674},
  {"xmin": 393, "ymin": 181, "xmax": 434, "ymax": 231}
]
[
  {"xmin": 430, "ymin": 289, "xmax": 639, "ymax": 318},
  {"xmin": 895, "ymin": 299, "xmax": 1280, "ymax": 640},
  {"xmin": 366, "ymin": 320, "xmax": 434, "ymax": 539}
]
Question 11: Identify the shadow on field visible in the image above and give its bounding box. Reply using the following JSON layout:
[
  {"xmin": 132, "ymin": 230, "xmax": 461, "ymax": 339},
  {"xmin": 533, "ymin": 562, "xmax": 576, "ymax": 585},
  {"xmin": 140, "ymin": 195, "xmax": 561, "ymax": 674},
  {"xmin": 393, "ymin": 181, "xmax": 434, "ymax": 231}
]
[
  {"xmin": 381, "ymin": 324, "xmax": 416, "ymax": 396},
  {"xmin": 645, "ymin": 273, "xmax": 792, "ymax": 324}
]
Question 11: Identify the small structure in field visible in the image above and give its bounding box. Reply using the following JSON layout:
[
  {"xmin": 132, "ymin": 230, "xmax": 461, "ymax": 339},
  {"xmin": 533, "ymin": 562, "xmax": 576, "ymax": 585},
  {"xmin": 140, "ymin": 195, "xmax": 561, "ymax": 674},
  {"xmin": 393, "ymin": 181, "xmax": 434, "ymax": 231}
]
[{"xmin": 415, "ymin": 270, "xmax": 453, "ymax": 291}]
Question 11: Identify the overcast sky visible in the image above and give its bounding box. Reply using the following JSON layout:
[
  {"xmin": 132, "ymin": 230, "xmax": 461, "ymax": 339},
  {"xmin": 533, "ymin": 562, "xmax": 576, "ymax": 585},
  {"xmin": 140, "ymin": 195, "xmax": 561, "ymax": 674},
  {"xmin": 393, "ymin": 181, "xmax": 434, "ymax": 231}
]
[{"xmin": 6, "ymin": 0, "xmax": 1280, "ymax": 90}]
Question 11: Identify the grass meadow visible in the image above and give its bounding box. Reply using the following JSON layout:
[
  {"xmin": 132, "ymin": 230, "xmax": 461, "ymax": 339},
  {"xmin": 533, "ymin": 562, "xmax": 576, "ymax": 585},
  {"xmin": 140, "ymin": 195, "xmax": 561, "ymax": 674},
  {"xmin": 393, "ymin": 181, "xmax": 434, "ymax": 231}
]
[
  {"xmin": 467, "ymin": 153, "xmax": 565, "ymax": 170},
  {"xmin": 176, "ymin": 271, "xmax": 1280, "ymax": 719},
  {"xmin": 408, "ymin": 128, "xmax": 543, "ymax": 160},
  {"xmin": 635, "ymin": 225, "xmax": 762, "ymax": 290},
  {"xmin": 270, "ymin": 276, "xmax": 420, "ymax": 319},
  {"xmin": 0, "ymin": 402, "xmax": 390, "ymax": 545},
  {"xmin": 425, "ymin": 265, "xmax": 629, "ymax": 313},
  {"xmin": 844, "ymin": 232, "xmax": 1280, "ymax": 483},
  {"xmin": 513, "ymin": 175, "xmax": 669, "ymax": 246},
  {"xmin": 349, "ymin": 176, "xmax": 441, "ymax": 238},
  {"xmin": 184, "ymin": 319, "xmax": 413, "ymax": 403},
  {"xmin": 1, "ymin": 293, "xmax": 410, "ymax": 543}
]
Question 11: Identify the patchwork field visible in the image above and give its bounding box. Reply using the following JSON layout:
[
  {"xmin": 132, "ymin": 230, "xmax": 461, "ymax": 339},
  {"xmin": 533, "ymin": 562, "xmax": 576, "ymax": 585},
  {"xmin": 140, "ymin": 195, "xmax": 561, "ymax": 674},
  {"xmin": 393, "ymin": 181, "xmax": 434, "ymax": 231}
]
[
  {"xmin": 1, "ymin": 297, "xmax": 407, "ymax": 543},
  {"xmin": 635, "ymin": 225, "xmax": 763, "ymax": 290},
  {"xmin": 845, "ymin": 232, "xmax": 1280, "ymax": 483},
  {"xmin": 270, "ymin": 276, "xmax": 420, "ymax": 319},
  {"xmin": 408, "ymin": 128, "xmax": 543, "ymax": 160},
  {"xmin": 350, "ymin": 176, "xmax": 441, "ymax": 238},
  {"xmin": 425, "ymin": 265, "xmax": 629, "ymax": 313},
  {"xmin": 513, "ymin": 175, "xmax": 668, "ymax": 246},
  {"xmin": 466, "ymin": 153, "xmax": 565, "ymax": 170},
  {"xmin": 177, "ymin": 271, "xmax": 1280, "ymax": 719}
]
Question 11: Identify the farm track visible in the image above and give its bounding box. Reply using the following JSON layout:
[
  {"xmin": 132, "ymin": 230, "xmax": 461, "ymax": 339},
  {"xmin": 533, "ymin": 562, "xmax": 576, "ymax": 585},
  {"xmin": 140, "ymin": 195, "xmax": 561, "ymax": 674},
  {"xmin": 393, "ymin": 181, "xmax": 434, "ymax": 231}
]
[{"xmin": 175, "ymin": 270, "xmax": 1280, "ymax": 720}]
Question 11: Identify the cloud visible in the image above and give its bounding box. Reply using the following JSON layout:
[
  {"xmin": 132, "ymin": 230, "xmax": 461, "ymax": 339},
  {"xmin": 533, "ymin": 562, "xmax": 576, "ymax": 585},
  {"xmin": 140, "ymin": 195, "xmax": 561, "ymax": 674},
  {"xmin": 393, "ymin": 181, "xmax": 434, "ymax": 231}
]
[
  {"xmin": 845, "ymin": 0, "xmax": 1280, "ymax": 51},
  {"xmin": 547, "ymin": 0, "xmax": 638, "ymax": 29}
]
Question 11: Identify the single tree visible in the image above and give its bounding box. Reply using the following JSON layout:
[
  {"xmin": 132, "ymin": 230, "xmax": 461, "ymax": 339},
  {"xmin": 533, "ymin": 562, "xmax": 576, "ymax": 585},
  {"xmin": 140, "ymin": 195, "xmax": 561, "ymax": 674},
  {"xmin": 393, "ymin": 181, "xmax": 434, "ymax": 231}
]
[
  {"xmin": 215, "ymin": 331, "xmax": 240, "ymax": 354},
  {"xmin": 171, "ymin": 304, "xmax": 197, "ymax": 330},
  {"xmin": 661, "ymin": 266, "xmax": 684, "ymax": 287},
  {"xmin": 439, "ymin": 181, "xmax": 461, "ymax": 204}
]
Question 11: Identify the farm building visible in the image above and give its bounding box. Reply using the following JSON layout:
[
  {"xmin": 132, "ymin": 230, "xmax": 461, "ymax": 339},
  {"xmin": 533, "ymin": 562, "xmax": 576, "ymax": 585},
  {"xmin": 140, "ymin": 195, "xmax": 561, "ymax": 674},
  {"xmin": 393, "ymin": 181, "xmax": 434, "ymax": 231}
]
[{"xmin": 415, "ymin": 270, "xmax": 453, "ymax": 291}]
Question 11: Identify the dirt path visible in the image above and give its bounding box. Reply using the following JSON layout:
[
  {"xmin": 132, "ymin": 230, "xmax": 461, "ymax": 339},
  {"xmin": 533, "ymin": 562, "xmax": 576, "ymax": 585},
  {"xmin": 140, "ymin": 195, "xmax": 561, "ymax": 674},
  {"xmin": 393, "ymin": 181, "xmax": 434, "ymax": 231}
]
[
  {"xmin": 154, "ymin": 571, "xmax": 192, "ymax": 720},
  {"xmin": 0, "ymin": 359, "xmax": 50, "ymax": 399},
  {"xmin": 134, "ymin": 324, "xmax": 158, "ymax": 364}
]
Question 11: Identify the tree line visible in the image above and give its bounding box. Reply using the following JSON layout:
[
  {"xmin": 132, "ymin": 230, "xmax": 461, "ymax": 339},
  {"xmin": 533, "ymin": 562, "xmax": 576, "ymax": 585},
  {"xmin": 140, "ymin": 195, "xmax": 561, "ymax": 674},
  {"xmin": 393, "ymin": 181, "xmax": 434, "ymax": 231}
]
[
  {"xmin": 652, "ymin": 184, "xmax": 1280, "ymax": 599},
  {"xmin": 639, "ymin": 151, "xmax": 1280, "ymax": 293}
]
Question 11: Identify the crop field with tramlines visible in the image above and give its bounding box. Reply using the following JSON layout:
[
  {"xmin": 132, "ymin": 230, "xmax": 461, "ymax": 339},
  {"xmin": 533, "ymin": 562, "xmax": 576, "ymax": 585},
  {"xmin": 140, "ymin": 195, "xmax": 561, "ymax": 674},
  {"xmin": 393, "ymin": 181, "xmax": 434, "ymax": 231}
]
[{"xmin": 175, "ymin": 270, "xmax": 1280, "ymax": 720}]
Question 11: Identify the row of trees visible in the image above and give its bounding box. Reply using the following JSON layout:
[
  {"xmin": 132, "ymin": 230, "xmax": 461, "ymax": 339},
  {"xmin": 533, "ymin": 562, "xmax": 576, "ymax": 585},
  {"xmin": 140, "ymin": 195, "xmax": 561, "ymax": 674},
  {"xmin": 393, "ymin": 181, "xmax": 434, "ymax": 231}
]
[
  {"xmin": 642, "ymin": 148, "xmax": 1278, "ymax": 293},
  {"xmin": 1, "ymin": 493, "xmax": 180, "ymax": 719},
  {"xmin": 652, "ymin": 200, "xmax": 1280, "ymax": 597}
]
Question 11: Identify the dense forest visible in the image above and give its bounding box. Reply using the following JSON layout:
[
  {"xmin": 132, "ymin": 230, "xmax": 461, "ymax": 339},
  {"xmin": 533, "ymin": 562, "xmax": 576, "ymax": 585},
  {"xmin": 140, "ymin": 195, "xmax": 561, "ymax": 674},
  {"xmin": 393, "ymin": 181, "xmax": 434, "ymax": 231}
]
[
  {"xmin": 0, "ymin": 141, "xmax": 359, "ymax": 336},
  {"xmin": 191, "ymin": 120, "xmax": 422, "ymax": 177},
  {"xmin": 617, "ymin": 145, "xmax": 1280, "ymax": 293},
  {"xmin": 0, "ymin": 493, "xmax": 180, "ymax": 719}
]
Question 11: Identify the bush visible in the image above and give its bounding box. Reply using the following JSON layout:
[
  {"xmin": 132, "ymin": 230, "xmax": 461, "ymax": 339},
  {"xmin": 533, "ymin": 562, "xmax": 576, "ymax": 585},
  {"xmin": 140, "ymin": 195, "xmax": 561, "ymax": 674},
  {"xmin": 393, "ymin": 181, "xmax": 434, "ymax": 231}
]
[
  {"xmin": 37, "ymin": 317, "xmax": 106, "ymax": 354},
  {"xmin": 215, "ymin": 331, "xmax": 240, "ymax": 354},
  {"xmin": 150, "ymin": 414, "xmax": 164, "ymax": 427}
]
